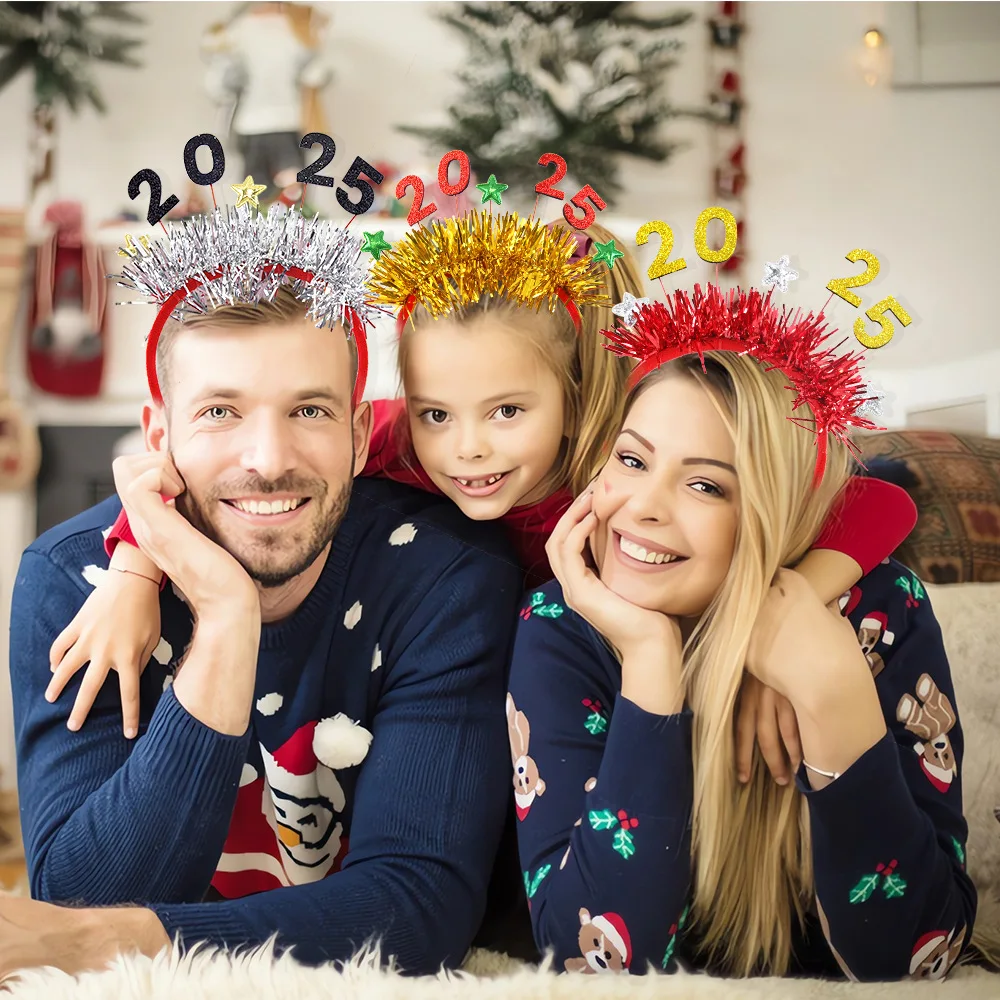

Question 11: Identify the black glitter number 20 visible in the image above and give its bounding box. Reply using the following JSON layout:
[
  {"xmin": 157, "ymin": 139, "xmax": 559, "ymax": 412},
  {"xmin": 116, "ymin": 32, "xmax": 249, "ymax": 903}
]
[
  {"xmin": 183, "ymin": 133, "xmax": 226, "ymax": 186},
  {"xmin": 127, "ymin": 169, "xmax": 180, "ymax": 227}
]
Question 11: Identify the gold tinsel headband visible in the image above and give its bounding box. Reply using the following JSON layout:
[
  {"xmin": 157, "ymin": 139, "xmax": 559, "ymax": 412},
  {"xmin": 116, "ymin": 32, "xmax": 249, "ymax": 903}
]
[{"xmin": 366, "ymin": 211, "xmax": 609, "ymax": 333}]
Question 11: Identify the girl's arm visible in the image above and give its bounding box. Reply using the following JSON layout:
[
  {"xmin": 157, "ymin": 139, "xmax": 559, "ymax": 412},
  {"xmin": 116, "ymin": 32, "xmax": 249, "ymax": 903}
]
[
  {"xmin": 795, "ymin": 568, "xmax": 976, "ymax": 981},
  {"xmin": 801, "ymin": 476, "xmax": 918, "ymax": 603},
  {"xmin": 509, "ymin": 581, "xmax": 693, "ymax": 976},
  {"xmin": 47, "ymin": 506, "xmax": 166, "ymax": 736}
]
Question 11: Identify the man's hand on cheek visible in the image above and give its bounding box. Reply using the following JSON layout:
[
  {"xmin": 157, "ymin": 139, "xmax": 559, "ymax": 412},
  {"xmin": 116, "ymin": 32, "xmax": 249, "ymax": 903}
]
[
  {"xmin": 112, "ymin": 453, "xmax": 257, "ymax": 617},
  {"xmin": 0, "ymin": 896, "xmax": 169, "ymax": 983}
]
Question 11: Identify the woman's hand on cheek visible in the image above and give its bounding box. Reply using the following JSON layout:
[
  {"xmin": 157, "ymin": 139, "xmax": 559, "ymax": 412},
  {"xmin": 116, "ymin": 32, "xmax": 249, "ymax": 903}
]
[
  {"xmin": 745, "ymin": 569, "xmax": 873, "ymax": 713},
  {"xmin": 546, "ymin": 488, "xmax": 680, "ymax": 660}
]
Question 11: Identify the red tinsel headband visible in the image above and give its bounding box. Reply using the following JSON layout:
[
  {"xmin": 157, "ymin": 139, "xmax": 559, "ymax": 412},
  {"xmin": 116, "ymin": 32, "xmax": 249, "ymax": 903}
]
[{"xmin": 602, "ymin": 284, "xmax": 880, "ymax": 487}]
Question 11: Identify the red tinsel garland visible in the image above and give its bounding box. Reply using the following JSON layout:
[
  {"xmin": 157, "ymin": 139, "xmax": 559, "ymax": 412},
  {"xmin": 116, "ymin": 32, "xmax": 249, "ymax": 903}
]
[{"xmin": 601, "ymin": 284, "xmax": 881, "ymax": 486}]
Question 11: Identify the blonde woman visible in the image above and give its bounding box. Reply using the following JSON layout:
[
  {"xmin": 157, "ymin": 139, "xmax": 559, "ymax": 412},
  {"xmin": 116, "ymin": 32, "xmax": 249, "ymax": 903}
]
[{"xmin": 508, "ymin": 288, "xmax": 974, "ymax": 980}]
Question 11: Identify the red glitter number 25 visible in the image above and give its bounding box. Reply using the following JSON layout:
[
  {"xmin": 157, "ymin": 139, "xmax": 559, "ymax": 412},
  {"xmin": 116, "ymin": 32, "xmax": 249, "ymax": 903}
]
[{"xmin": 535, "ymin": 154, "xmax": 607, "ymax": 231}]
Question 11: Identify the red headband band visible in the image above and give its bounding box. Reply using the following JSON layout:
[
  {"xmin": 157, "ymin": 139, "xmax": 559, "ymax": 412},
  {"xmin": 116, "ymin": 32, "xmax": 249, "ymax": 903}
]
[{"xmin": 145, "ymin": 267, "xmax": 369, "ymax": 408}]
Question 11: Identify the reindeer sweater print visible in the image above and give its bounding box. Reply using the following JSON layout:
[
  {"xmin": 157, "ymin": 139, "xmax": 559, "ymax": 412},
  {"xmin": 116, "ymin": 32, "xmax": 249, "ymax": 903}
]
[
  {"xmin": 11, "ymin": 478, "xmax": 522, "ymax": 973},
  {"xmin": 507, "ymin": 558, "xmax": 976, "ymax": 981}
]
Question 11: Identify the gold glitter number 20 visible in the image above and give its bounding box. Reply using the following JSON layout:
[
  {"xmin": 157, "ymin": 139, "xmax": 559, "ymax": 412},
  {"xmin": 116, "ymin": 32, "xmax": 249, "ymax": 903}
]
[
  {"xmin": 693, "ymin": 207, "xmax": 739, "ymax": 264},
  {"xmin": 827, "ymin": 249, "xmax": 912, "ymax": 350},
  {"xmin": 636, "ymin": 206, "xmax": 738, "ymax": 282}
]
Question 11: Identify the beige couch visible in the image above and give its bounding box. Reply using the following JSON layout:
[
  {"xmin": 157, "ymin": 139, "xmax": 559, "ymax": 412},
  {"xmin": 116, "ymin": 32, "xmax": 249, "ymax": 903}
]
[{"xmin": 6, "ymin": 582, "xmax": 999, "ymax": 998}]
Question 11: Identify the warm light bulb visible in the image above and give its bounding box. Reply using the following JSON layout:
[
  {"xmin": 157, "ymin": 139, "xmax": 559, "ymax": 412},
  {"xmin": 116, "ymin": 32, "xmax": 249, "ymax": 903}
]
[{"xmin": 864, "ymin": 28, "xmax": 884, "ymax": 49}]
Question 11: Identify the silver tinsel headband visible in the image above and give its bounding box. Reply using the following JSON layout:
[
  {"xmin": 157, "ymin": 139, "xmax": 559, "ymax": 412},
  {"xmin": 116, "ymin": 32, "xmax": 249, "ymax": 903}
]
[
  {"xmin": 109, "ymin": 203, "xmax": 385, "ymax": 405},
  {"xmin": 111, "ymin": 203, "xmax": 381, "ymax": 332}
]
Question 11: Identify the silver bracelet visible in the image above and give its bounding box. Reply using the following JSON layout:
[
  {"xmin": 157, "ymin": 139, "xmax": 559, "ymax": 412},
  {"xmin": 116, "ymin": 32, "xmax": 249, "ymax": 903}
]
[{"xmin": 802, "ymin": 760, "xmax": 841, "ymax": 781}]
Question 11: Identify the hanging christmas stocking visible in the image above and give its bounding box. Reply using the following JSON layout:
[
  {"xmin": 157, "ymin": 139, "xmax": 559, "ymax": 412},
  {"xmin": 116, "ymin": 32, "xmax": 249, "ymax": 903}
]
[{"xmin": 27, "ymin": 201, "xmax": 107, "ymax": 397}]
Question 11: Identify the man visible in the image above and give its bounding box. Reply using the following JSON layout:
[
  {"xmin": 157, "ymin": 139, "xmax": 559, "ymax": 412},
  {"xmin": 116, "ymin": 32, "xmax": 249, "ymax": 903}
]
[{"xmin": 5, "ymin": 284, "xmax": 523, "ymax": 980}]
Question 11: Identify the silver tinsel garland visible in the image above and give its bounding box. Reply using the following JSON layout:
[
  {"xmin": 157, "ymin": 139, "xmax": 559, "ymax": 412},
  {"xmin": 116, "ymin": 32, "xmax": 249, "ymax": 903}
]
[{"xmin": 110, "ymin": 204, "xmax": 385, "ymax": 336}]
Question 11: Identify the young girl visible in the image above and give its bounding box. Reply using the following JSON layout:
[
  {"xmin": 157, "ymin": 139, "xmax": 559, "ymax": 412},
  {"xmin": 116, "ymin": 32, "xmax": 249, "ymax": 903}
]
[
  {"xmin": 508, "ymin": 287, "xmax": 974, "ymax": 980},
  {"xmin": 48, "ymin": 211, "xmax": 914, "ymax": 793}
]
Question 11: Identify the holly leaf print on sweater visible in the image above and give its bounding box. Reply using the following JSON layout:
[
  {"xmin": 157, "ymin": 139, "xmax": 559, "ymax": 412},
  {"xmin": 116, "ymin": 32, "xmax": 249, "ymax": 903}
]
[
  {"xmin": 612, "ymin": 827, "xmax": 636, "ymax": 860},
  {"xmin": 895, "ymin": 573, "xmax": 926, "ymax": 607},
  {"xmin": 523, "ymin": 864, "xmax": 551, "ymax": 899},
  {"xmin": 662, "ymin": 903, "xmax": 691, "ymax": 970},
  {"xmin": 582, "ymin": 697, "xmax": 608, "ymax": 736},
  {"xmin": 882, "ymin": 873, "xmax": 908, "ymax": 899},
  {"xmin": 589, "ymin": 808, "xmax": 640, "ymax": 858},
  {"xmin": 589, "ymin": 809, "xmax": 618, "ymax": 831},
  {"xmin": 850, "ymin": 860, "xmax": 906, "ymax": 903},
  {"xmin": 850, "ymin": 873, "xmax": 880, "ymax": 904},
  {"xmin": 520, "ymin": 591, "xmax": 564, "ymax": 620},
  {"xmin": 952, "ymin": 837, "xmax": 966, "ymax": 868}
]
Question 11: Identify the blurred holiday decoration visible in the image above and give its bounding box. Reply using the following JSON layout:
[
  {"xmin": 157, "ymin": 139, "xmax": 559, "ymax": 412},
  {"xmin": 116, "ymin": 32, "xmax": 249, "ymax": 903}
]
[
  {"xmin": 707, "ymin": 1, "xmax": 746, "ymax": 278},
  {"xmin": 202, "ymin": 2, "xmax": 332, "ymax": 193},
  {"xmin": 26, "ymin": 201, "xmax": 107, "ymax": 397},
  {"xmin": 0, "ymin": 209, "xmax": 40, "ymax": 488},
  {"xmin": 400, "ymin": 1, "xmax": 700, "ymax": 205},
  {"xmin": 0, "ymin": 2, "xmax": 145, "ymax": 214}
]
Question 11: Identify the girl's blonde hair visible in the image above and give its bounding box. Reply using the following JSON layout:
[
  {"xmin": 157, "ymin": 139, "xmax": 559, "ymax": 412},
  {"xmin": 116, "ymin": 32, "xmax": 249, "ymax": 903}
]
[
  {"xmin": 623, "ymin": 352, "xmax": 853, "ymax": 977},
  {"xmin": 395, "ymin": 221, "xmax": 642, "ymax": 498}
]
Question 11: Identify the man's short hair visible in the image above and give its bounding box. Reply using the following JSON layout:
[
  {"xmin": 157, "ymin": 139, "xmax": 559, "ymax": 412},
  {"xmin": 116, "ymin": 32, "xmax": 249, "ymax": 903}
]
[{"xmin": 155, "ymin": 284, "xmax": 359, "ymax": 408}]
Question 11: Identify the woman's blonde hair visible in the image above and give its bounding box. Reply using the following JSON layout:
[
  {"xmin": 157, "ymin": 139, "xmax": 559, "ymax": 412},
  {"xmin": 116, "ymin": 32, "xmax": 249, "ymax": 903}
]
[
  {"xmin": 394, "ymin": 221, "xmax": 641, "ymax": 499},
  {"xmin": 623, "ymin": 351, "xmax": 853, "ymax": 976}
]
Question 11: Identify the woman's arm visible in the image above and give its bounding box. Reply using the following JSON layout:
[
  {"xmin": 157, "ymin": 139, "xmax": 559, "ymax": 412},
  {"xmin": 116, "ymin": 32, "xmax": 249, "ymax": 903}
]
[
  {"xmin": 508, "ymin": 582, "xmax": 693, "ymax": 976},
  {"xmin": 793, "ymin": 569, "xmax": 976, "ymax": 982}
]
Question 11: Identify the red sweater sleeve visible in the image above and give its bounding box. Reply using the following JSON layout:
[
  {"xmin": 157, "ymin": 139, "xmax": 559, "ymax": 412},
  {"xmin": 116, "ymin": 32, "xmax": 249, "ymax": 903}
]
[
  {"xmin": 813, "ymin": 475, "xmax": 917, "ymax": 576},
  {"xmin": 104, "ymin": 506, "xmax": 137, "ymax": 559},
  {"xmin": 362, "ymin": 397, "xmax": 437, "ymax": 492}
]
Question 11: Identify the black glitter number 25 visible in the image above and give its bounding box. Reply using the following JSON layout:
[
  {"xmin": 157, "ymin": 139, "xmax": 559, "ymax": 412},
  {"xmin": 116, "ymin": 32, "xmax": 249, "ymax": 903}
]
[
  {"xmin": 298, "ymin": 132, "xmax": 337, "ymax": 187},
  {"xmin": 127, "ymin": 169, "xmax": 180, "ymax": 227}
]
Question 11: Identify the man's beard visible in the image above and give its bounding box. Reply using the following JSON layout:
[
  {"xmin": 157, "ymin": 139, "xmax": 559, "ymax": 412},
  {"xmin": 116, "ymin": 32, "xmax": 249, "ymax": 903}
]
[{"xmin": 176, "ymin": 469, "xmax": 353, "ymax": 589}]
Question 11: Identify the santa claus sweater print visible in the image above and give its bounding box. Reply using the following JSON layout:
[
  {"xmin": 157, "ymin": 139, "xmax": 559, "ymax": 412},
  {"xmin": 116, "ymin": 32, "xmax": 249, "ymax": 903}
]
[
  {"xmin": 10, "ymin": 478, "xmax": 523, "ymax": 972},
  {"xmin": 507, "ymin": 558, "xmax": 976, "ymax": 981}
]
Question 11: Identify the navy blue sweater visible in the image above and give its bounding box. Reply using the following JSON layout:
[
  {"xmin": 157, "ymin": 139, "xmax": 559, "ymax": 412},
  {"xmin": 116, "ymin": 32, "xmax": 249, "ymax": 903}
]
[
  {"xmin": 508, "ymin": 559, "xmax": 976, "ymax": 981},
  {"xmin": 10, "ymin": 478, "xmax": 523, "ymax": 972}
]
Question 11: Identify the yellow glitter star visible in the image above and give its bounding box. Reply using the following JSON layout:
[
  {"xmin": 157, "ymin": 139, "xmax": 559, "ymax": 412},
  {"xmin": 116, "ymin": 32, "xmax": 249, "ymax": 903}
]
[{"xmin": 231, "ymin": 175, "xmax": 267, "ymax": 210}]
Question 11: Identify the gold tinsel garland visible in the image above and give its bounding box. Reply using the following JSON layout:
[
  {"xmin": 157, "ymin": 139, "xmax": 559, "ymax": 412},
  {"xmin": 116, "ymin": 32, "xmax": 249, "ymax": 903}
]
[{"xmin": 366, "ymin": 211, "xmax": 609, "ymax": 319}]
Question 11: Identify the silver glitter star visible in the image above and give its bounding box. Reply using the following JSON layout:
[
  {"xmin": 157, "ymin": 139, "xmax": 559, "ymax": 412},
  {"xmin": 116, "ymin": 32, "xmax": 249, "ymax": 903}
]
[
  {"xmin": 611, "ymin": 291, "xmax": 651, "ymax": 326},
  {"xmin": 762, "ymin": 255, "xmax": 799, "ymax": 293},
  {"xmin": 856, "ymin": 380, "xmax": 891, "ymax": 420}
]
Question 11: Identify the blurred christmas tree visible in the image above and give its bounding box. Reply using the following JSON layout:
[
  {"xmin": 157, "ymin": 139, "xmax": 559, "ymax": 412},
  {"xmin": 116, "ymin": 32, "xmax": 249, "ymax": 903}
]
[
  {"xmin": 0, "ymin": 2, "xmax": 144, "ymax": 206},
  {"xmin": 400, "ymin": 1, "xmax": 696, "ymax": 205}
]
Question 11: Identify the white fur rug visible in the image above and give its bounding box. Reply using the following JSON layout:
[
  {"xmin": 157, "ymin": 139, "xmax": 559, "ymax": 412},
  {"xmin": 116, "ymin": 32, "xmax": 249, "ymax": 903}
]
[{"xmin": 4, "ymin": 943, "xmax": 998, "ymax": 1000}]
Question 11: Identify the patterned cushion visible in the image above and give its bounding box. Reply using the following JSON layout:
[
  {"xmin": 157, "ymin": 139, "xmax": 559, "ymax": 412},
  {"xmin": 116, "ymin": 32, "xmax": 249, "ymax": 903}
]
[{"xmin": 858, "ymin": 431, "xmax": 1000, "ymax": 584}]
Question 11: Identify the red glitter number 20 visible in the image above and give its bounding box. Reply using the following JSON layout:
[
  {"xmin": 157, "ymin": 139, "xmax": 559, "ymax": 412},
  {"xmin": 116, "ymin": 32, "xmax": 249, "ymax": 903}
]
[
  {"xmin": 535, "ymin": 153, "xmax": 607, "ymax": 231},
  {"xmin": 396, "ymin": 150, "xmax": 473, "ymax": 227}
]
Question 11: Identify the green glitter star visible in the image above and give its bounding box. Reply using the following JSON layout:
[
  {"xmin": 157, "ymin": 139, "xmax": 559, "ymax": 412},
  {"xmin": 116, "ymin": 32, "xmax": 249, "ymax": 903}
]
[
  {"xmin": 360, "ymin": 230, "xmax": 392, "ymax": 261},
  {"xmin": 592, "ymin": 237, "xmax": 625, "ymax": 269},
  {"xmin": 476, "ymin": 173, "xmax": 508, "ymax": 206}
]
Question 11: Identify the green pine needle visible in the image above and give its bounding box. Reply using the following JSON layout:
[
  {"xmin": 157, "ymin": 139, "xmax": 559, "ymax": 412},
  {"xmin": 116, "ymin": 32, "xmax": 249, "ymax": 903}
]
[
  {"xmin": 0, "ymin": 1, "xmax": 145, "ymax": 112},
  {"xmin": 396, "ymin": 0, "xmax": 702, "ymax": 205}
]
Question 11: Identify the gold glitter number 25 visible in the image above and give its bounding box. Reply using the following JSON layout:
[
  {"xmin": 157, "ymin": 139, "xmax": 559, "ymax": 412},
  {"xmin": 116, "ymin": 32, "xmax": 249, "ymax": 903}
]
[
  {"xmin": 637, "ymin": 207, "xmax": 739, "ymax": 282},
  {"xmin": 827, "ymin": 249, "xmax": 912, "ymax": 350}
]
